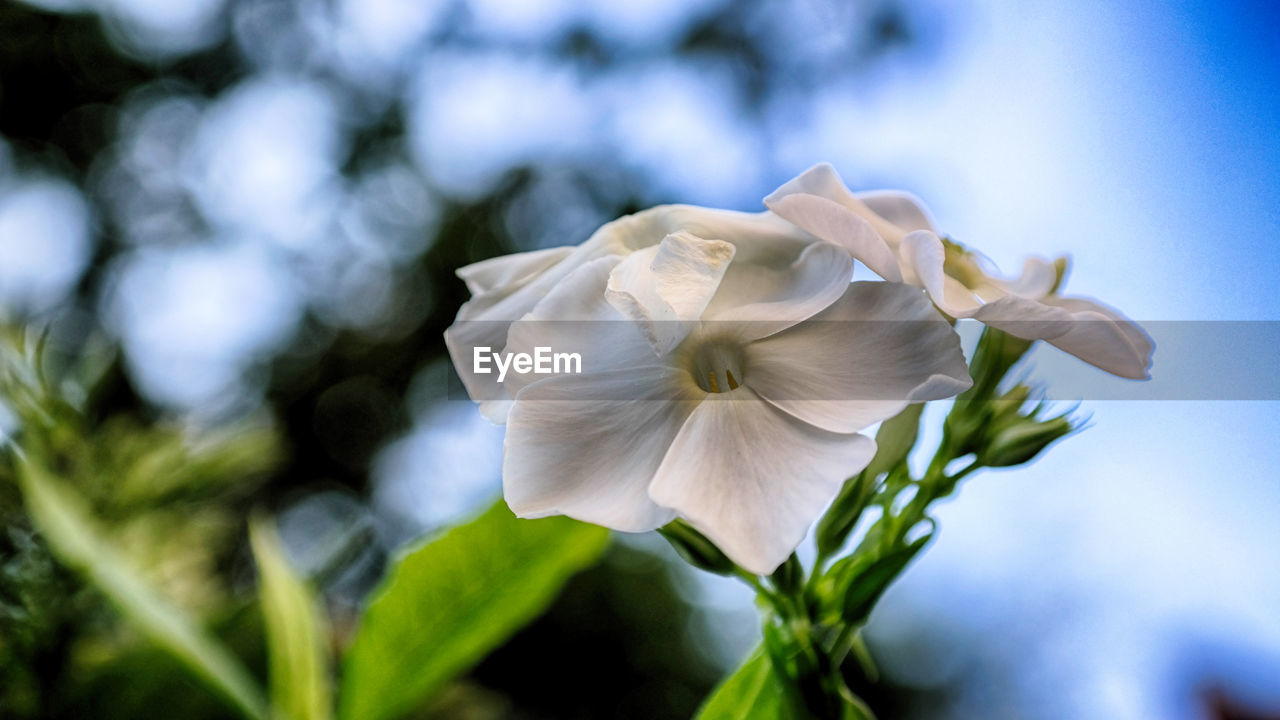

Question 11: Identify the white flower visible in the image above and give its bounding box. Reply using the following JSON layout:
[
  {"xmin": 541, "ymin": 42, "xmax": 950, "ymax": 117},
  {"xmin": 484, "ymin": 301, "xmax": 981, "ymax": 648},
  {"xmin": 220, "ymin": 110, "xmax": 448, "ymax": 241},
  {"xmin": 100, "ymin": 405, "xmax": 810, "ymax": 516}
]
[
  {"xmin": 445, "ymin": 205, "xmax": 817, "ymax": 421},
  {"xmin": 765, "ymin": 163, "xmax": 1154, "ymax": 379},
  {"xmin": 460, "ymin": 231, "xmax": 971, "ymax": 574}
]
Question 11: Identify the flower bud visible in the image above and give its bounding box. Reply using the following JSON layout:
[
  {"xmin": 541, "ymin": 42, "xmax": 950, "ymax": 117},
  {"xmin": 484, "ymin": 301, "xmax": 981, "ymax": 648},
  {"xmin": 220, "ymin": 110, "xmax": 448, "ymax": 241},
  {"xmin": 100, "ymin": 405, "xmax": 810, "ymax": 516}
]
[
  {"xmin": 991, "ymin": 384, "xmax": 1032, "ymax": 417},
  {"xmin": 979, "ymin": 385, "xmax": 1035, "ymax": 439},
  {"xmin": 944, "ymin": 404, "xmax": 991, "ymax": 455},
  {"xmin": 658, "ymin": 519, "xmax": 736, "ymax": 575},
  {"xmin": 980, "ymin": 414, "xmax": 1073, "ymax": 467}
]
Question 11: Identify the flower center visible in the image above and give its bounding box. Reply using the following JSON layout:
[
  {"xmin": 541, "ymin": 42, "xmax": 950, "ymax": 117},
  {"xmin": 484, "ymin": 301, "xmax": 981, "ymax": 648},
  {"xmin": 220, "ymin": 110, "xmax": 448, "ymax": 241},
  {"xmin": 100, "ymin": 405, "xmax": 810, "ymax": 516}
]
[{"xmin": 683, "ymin": 336, "xmax": 746, "ymax": 393}]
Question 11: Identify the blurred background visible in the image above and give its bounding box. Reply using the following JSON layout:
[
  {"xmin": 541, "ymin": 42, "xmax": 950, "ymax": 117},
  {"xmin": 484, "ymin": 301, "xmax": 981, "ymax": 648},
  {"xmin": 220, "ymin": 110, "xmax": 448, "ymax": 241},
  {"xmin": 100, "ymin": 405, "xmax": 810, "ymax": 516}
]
[{"xmin": 1, "ymin": 0, "xmax": 1278, "ymax": 717}]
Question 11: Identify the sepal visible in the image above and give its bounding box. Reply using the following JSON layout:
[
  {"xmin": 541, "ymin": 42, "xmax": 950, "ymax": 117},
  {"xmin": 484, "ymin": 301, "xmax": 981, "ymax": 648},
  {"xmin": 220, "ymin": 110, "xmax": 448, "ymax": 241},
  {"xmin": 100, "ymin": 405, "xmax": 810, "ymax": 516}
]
[{"xmin": 659, "ymin": 519, "xmax": 736, "ymax": 576}]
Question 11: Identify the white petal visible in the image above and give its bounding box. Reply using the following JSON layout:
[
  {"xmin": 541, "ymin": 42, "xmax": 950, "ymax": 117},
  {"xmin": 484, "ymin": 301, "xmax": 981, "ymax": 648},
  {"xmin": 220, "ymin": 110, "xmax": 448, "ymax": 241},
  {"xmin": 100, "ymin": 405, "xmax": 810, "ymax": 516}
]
[
  {"xmin": 1044, "ymin": 295, "xmax": 1154, "ymax": 358},
  {"xmin": 648, "ymin": 390, "xmax": 876, "ymax": 574},
  {"xmin": 503, "ymin": 256, "xmax": 656, "ymax": 399},
  {"xmin": 746, "ymin": 282, "xmax": 971, "ymax": 433},
  {"xmin": 444, "ymin": 295, "xmax": 523, "ymax": 422},
  {"xmin": 703, "ymin": 241, "xmax": 855, "ymax": 341},
  {"xmin": 477, "ymin": 399, "xmax": 513, "ymax": 423},
  {"xmin": 988, "ymin": 256, "xmax": 1057, "ymax": 299},
  {"xmin": 456, "ymin": 245, "xmax": 574, "ymax": 296},
  {"xmin": 520, "ymin": 256, "xmax": 626, "ymax": 322},
  {"xmin": 762, "ymin": 193, "xmax": 906, "ymax": 283},
  {"xmin": 765, "ymin": 163, "xmax": 910, "ymax": 245},
  {"xmin": 1040, "ymin": 296, "xmax": 1154, "ymax": 379},
  {"xmin": 764, "ymin": 194, "xmax": 903, "ymax": 282},
  {"xmin": 449, "ymin": 255, "xmax": 631, "ymax": 419},
  {"xmin": 899, "ymin": 230, "xmax": 983, "ymax": 316},
  {"xmin": 503, "ymin": 366, "xmax": 703, "ymax": 532},
  {"xmin": 594, "ymin": 204, "xmax": 813, "ymax": 258},
  {"xmin": 970, "ymin": 294, "xmax": 1077, "ymax": 340},
  {"xmin": 855, "ymin": 190, "xmax": 938, "ymax": 233},
  {"xmin": 446, "ymin": 249, "xmax": 608, "ymax": 415},
  {"xmin": 606, "ymin": 231, "xmax": 736, "ymax": 355},
  {"xmin": 899, "ymin": 232, "xmax": 1097, "ymax": 349},
  {"xmin": 574, "ymin": 207, "xmax": 667, "ymax": 255}
]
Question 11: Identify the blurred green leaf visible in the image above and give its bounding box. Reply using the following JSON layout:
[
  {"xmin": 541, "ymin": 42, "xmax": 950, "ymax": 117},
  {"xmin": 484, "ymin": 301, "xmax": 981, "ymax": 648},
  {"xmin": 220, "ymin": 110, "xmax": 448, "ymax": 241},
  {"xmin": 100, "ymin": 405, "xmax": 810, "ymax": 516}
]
[
  {"xmin": 338, "ymin": 501, "xmax": 609, "ymax": 720},
  {"xmin": 15, "ymin": 458, "xmax": 268, "ymax": 720},
  {"xmin": 250, "ymin": 518, "xmax": 333, "ymax": 720},
  {"xmin": 695, "ymin": 651, "xmax": 787, "ymax": 720}
]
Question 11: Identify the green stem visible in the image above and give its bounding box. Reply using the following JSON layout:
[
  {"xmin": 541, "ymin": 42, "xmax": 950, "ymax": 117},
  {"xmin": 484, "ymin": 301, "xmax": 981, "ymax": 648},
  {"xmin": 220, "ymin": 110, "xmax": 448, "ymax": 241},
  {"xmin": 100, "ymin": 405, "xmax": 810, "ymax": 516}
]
[
  {"xmin": 736, "ymin": 569, "xmax": 792, "ymax": 618},
  {"xmin": 828, "ymin": 621, "xmax": 860, "ymax": 666}
]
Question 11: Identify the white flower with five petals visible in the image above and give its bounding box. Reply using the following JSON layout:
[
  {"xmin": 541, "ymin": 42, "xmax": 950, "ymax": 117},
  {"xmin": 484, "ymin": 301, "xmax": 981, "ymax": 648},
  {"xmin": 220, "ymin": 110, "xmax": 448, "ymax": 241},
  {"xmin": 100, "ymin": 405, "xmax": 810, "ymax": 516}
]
[
  {"xmin": 764, "ymin": 163, "xmax": 1154, "ymax": 379},
  {"xmin": 453, "ymin": 231, "xmax": 972, "ymax": 574}
]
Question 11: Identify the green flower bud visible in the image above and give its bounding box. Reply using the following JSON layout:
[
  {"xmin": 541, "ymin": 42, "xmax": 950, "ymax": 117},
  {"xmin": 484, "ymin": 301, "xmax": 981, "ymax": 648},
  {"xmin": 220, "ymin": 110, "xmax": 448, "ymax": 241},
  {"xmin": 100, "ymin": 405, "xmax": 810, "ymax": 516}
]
[
  {"xmin": 944, "ymin": 404, "xmax": 991, "ymax": 455},
  {"xmin": 949, "ymin": 330, "xmax": 1037, "ymax": 457},
  {"xmin": 980, "ymin": 385, "xmax": 1036, "ymax": 439},
  {"xmin": 658, "ymin": 519, "xmax": 736, "ymax": 575},
  {"xmin": 991, "ymin": 384, "xmax": 1032, "ymax": 418},
  {"xmin": 980, "ymin": 414, "xmax": 1073, "ymax": 467}
]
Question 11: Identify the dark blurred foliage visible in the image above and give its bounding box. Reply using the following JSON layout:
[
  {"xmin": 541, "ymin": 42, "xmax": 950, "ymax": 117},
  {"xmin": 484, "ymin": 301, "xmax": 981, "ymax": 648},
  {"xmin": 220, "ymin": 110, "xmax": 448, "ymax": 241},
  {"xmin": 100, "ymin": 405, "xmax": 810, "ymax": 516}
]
[
  {"xmin": 466, "ymin": 544, "xmax": 724, "ymax": 720},
  {"xmin": 0, "ymin": 525, "xmax": 105, "ymax": 717},
  {"xmin": 0, "ymin": 0, "xmax": 952, "ymax": 717}
]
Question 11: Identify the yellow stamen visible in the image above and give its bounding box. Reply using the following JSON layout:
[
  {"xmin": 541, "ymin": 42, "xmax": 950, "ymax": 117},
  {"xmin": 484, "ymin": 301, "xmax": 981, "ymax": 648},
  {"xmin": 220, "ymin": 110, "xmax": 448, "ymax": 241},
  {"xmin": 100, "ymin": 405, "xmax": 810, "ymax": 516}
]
[
  {"xmin": 708, "ymin": 370, "xmax": 719, "ymax": 393},
  {"xmin": 725, "ymin": 369, "xmax": 739, "ymax": 390}
]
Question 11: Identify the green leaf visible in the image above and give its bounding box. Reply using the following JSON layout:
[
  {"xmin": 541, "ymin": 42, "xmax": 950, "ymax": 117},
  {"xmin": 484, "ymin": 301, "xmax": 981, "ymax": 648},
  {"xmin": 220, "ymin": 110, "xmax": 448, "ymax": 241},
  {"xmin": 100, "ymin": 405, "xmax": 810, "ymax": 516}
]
[
  {"xmin": 15, "ymin": 459, "xmax": 267, "ymax": 720},
  {"xmin": 695, "ymin": 651, "xmax": 788, "ymax": 720},
  {"xmin": 250, "ymin": 518, "xmax": 333, "ymax": 720},
  {"xmin": 338, "ymin": 501, "xmax": 609, "ymax": 720}
]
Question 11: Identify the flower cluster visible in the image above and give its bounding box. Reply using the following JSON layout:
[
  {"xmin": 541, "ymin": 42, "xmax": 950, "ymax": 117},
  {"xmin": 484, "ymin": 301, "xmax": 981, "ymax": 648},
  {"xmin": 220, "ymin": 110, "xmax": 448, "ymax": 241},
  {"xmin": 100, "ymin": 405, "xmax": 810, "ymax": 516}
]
[{"xmin": 445, "ymin": 164, "xmax": 1152, "ymax": 574}]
